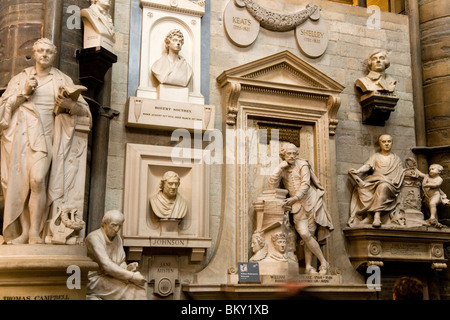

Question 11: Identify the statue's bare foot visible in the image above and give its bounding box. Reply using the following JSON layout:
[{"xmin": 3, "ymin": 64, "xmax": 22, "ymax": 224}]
[
  {"xmin": 28, "ymin": 236, "xmax": 43, "ymax": 244},
  {"xmin": 372, "ymin": 218, "xmax": 381, "ymax": 227},
  {"xmin": 9, "ymin": 234, "xmax": 29, "ymax": 244}
]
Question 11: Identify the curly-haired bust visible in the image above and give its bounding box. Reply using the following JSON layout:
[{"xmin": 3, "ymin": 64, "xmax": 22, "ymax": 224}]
[
  {"xmin": 151, "ymin": 29, "xmax": 193, "ymax": 87},
  {"xmin": 355, "ymin": 49, "xmax": 397, "ymax": 94}
]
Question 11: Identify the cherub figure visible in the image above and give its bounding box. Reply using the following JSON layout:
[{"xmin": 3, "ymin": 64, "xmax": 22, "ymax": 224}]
[{"xmin": 415, "ymin": 164, "xmax": 450, "ymax": 227}]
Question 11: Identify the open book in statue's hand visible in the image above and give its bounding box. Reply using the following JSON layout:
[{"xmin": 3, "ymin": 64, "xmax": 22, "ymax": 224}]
[{"xmin": 55, "ymin": 85, "xmax": 87, "ymax": 115}]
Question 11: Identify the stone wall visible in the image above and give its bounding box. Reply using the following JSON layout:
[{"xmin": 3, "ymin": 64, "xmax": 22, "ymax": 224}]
[{"xmin": 108, "ymin": 0, "xmax": 415, "ymax": 286}]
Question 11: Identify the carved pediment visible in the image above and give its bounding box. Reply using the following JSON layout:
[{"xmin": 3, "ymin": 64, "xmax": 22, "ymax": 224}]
[
  {"xmin": 217, "ymin": 50, "xmax": 344, "ymax": 133},
  {"xmin": 217, "ymin": 50, "xmax": 344, "ymax": 94}
]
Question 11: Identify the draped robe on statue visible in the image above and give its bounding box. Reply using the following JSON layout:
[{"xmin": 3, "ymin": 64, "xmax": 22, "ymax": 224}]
[
  {"xmin": 150, "ymin": 191, "xmax": 188, "ymax": 220},
  {"xmin": 0, "ymin": 67, "xmax": 90, "ymax": 242},
  {"xmin": 151, "ymin": 54, "xmax": 193, "ymax": 87},
  {"xmin": 85, "ymin": 228, "xmax": 147, "ymax": 300},
  {"xmin": 350, "ymin": 152, "xmax": 407, "ymax": 223}
]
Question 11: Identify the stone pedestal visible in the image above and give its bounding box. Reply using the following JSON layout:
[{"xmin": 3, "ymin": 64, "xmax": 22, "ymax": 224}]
[
  {"xmin": 360, "ymin": 91, "xmax": 399, "ymax": 126},
  {"xmin": 76, "ymin": 47, "xmax": 117, "ymax": 101},
  {"xmin": 76, "ymin": 47, "xmax": 119, "ymax": 232},
  {"xmin": 160, "ymin": 219, "xmax": 181, "ymax": 237},
  {"xmin": 343, "ymin": 226, "xmax": 450, "ymax": 272},
  {"xmin": 0, "ymin": 245, "xmax": 98, "ymax": 300}
]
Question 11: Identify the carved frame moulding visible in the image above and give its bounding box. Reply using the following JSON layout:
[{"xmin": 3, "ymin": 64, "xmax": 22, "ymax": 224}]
[
  {"xmin": 343, "ymin": 226, "xmax": 450, "ymax": 272},
  {"xmin": 137, "ymin": 0, "xmax": 204, "ymax": 104},
  {"xmin": 190, "ymin": 50, "xmax": 344, "ymax": 288},
  {"xmin": 122, "ymin": 144, "xmax": 211, "ymax": 262}
]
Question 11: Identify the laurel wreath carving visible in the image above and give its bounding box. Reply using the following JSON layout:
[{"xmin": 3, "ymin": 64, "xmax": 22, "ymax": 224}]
[{"xmin": 241, "ymin": 0, "xmax": 319, "ymax": 32}]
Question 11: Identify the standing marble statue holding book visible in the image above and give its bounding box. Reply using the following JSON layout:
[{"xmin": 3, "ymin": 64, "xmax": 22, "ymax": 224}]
[{"xmin": 0, "ymin": 38, "xmax": 91, "ymax": 245}]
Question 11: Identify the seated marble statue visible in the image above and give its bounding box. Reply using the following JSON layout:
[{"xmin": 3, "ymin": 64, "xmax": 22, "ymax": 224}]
[
  {"xmin": 415, "ymin": 164, "xmax": 450, "ymax": 227},
  {"xmin": 249, "ymin": 231, "xmax": 268, "ymax": 262},
  {"xmin": 355, "ymin": 49, "xmax": 397, "ymax": 96},
  {"xmin": 150, "ymin": 171, "xmax": 188, "ymax": 220},
  {"xmin": 348, "ymin": 134, "xmax": 407, "ymax": 227},
  {"xmin": 80, "ymin": 0, "xmax": 115, "ymax": 48},
  {"xmin": 85, "ymin": 210, "xmax": 147, "ymax": 300},
  {"xmin": 151, "ymin": 29, "xmax": 193, "ymax": 87}
]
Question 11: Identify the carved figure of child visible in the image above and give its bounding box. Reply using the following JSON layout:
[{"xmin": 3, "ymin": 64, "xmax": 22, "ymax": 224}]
[{"xmin": 415, "ymin": 164, "xmax": 450, "ymax": 227}]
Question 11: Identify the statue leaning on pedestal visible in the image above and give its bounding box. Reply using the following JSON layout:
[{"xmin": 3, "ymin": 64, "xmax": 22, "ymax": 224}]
[
  {"xmin": 355, "ymin": 49, "xmax": 397, "ymax": 96},
  {"xmin": 268, "ymin": 143, "xmax": 333, "ymax": 275},
  {"xmin": 0, "ymin": 38, "xmax": 91, "ymax": 245},
  {"xmin": 150, "ymin": 171, "xmax": 188, "ymax": 220},
  {"xmin": 85, "ymin": 210, "xmax": 147, "ymax": 300},
  {"xmin": 151, "ymin": 29, "xmax": 193, "ymax": 88}
]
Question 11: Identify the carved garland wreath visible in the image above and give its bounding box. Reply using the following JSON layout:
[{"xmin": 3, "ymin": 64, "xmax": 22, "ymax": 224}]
[{"xmin": 239, "ymin": 0, "xmax": 320, "ymax": 32}]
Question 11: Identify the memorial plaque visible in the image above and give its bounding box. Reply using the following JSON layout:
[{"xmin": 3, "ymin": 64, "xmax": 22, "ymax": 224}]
[
  {"xmin": 298, "ymin": 274, "xmax": 342, "ymax": 285},
  {"xmin": 223, "ymin": 0, "xmax": 260, "ymax": 47},
  {"xmin": 150, "ymin": 256, "xmax": 179, "ymax": 297},
  {"xmin": 127, "ymin": 96, "xmax": 214, "ymax": 131},
  {"xmin": 295, "ymin": 18, "xmax": 329, "ymax": 58},
  {"xmin": 238, "ymin": 262, "xmax": 260, "ymax": 283}
]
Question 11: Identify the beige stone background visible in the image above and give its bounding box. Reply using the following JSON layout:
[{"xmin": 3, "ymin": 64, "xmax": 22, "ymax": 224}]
[{"xmin": 106, "ymin": 0, "xmax": 415, "ymax": 286}]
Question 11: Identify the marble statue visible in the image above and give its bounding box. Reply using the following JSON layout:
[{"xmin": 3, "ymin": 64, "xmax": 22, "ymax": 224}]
[
  {"xmin": 80, "ymin": 0, "xmax": 115, "ymax": 50},
  {"xmin": 0, "ymin": 38, "xmax": 91, "ymax": 245},
  {"xmin": 249, "ymin": 231, "xmax": 268, "ymax": 262},
  {"xmin": 415, "ymin": 164, "xmax": 450, "ymax": 227},
  {"xmin": 46, "ymin": 207, "xmax": 85, "ymax": 245},
  {"xmin": 150, "ymin": 171, "xmax": 188, "ymax": 220},
  {"xmin": 151, "ymin": 29, "xmax": 193, "ymax": 87},
  {"xmin": 348, "ymin": 134, "xmax": 407, "ymax": 227},
  {"xmin": 355, "ymin": 50, "xmax": 397, "ymax": 96},
  {"xmin": 269, "ymin": 142, "xmax": 333, "ymax": 275},
  {"xmin": 85, "ymin": 210, "xmax": 147, "ymax": 300},
  {"xmin": 269, "ymin": 232, "xmax": 287, "ymax": 262}
]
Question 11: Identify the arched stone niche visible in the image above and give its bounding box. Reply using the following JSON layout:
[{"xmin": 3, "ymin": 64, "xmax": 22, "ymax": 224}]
[{"xmin": 191, "ymin": 50, "xmax": 345, "ymax": 288}]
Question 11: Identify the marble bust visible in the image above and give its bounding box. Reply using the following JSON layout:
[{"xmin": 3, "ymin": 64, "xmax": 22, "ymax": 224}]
[
  {"xmin": 0, "ymin": 38, "xmax": 91, "ymax": 245},
  {"xmin": 150, "ymin": 171, "xmax": 188, "ymax": 220},
  {"xmin": 348, "ymin": 134, "xmax": 406, "ymax": 227},
  {"xmin": 151, "ymin": 29, "xmax": 193, "ymax": 87},
  {"xmin": 81, "ymin": 0, "xmax": 115, "ymax": 50},
  {"xmin": 249, "ymin": 231, "xmax": 268, "ymax": 262},
  {"xmin": 355, "ymin": 50, "xmax": 397, "ymax": 96},
  {"xmin": 269, "ymin": 232, "xmax": 288, "ymax": 262},
  {"xmin": 86, "ymin": 210, "xmax": 147, "ymax": 300}
]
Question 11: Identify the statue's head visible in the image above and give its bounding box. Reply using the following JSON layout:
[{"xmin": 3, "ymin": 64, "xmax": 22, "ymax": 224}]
[
  {"xmin": 271, "ymin": 232, "xmax": 287, "ymax": 253},
  {"xmin": 101, "ymin": 210, "xmax": 125, "ymax": 240},
  {"xmin": 164, "ymin": 29, "xmax": 185, "ymax": 53},
  {"xmin": 251, "ymin": 232, "xmax": 266, "ymax": 252},
  {"xmin": 159, "ymin": 171, "xmax": 181, "ymax": 199},
  {"xmin": 32, "ymin": 38, "xmax": 57, "ymax": 68},
  {"xmin": 367, "ymin": 49, "xmax": 390, "ymax": 72},
  {"xmin": 92, "ymin": 0, "xmax": 111, "ymax": 8},
  {"xmin": 378, "ymin": 134, "xmax": 393, "ymax": 153},
  {"xmin": 429, "ymin": 164, "xmax": 444, "ymax": 176},
  {"xmin": 279, "ymin": 142, "xmax": 299, "ymax": 164}
]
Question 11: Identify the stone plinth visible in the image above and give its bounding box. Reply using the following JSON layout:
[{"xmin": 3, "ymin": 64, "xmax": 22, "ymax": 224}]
[
  {"xmin": 359, "ymin": 91, "xmax": 399, "ymax": 126},
  {"xmin": 343, "ymin": 226, "xmax": 450, "ymax": 272},
  {"xmin": 0, "ymin": 245, "xmax": 98, "ymax": 300}
]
